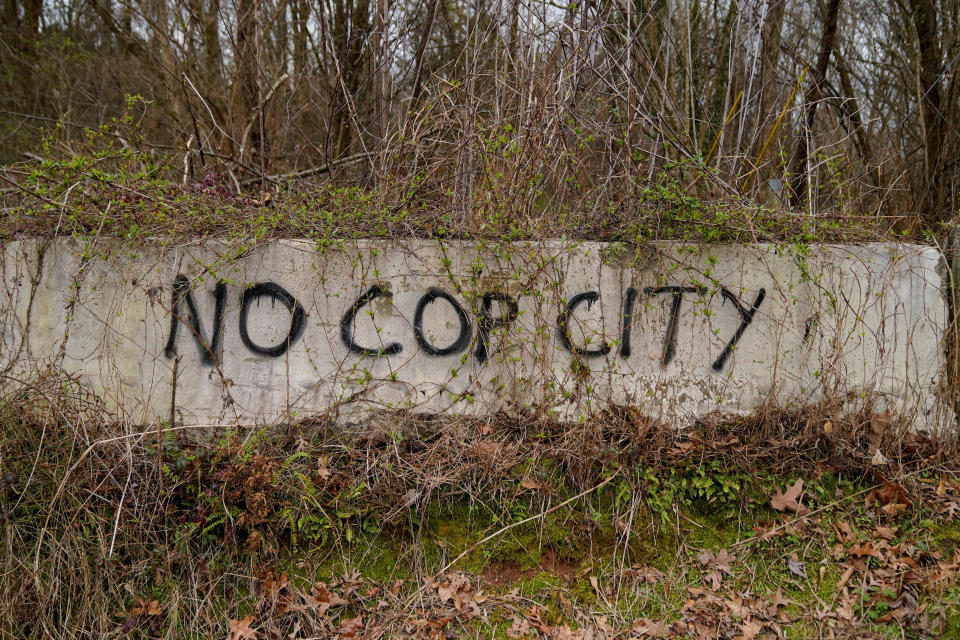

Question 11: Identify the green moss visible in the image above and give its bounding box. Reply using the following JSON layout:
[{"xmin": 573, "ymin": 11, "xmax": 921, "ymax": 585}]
[{"xmin": 930, "ymin": 519, "xmax": 960, "ymax": 554}]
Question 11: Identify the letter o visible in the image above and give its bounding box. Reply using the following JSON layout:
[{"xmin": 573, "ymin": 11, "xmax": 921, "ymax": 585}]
[
  {"xmin": 239, "ymin": 282, "xmax": 306, "ymax": 357},
  {"xmin": 414, "ymin": 287, "xmax": 472, "ymax": 356}
]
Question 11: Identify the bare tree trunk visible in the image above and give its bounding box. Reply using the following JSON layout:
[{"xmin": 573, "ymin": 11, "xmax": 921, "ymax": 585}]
[
  {"xmin": 751, "ymin": 0, "xmax": 785, "ymax": 161},
  {"xmin": 411, "ymin": 0, "xmax": 439, "ymax": 107},
  {"xmin": 373, "ymin": 0, "xmax": 389, "ymax": 141},
  {"xmin": 788, "ymin": 0, "xmax": 842, "ymax": 207},
  {"xmin": 706, "ymin": 1, "xmax": 736, "ymax": 165},
  {"xmin": 234, "ymin": 0, "xmax": 261, "ymax": 160},
  {"xmin": 292, "ymin": 0, "xmax": 308, "ymax": 73},
  {"xmin": 835, "ymin": 50, "xmax": 877, "ymax": 189},
  {"xmin": 22, "ymin": 0, "xmax": 41, "ymax": 36},
  {"xmin": 910, "ymin": 0, "xmax": 945, "ymax": 219},
  {"xmin": 2, "ymin": 0, "xmax": 17, "ymax": 31}
]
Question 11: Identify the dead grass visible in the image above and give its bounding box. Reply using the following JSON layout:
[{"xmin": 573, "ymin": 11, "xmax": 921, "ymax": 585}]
[{"xmin": 2, "ymin": 369, "xmax": 960, "ymax": 638}]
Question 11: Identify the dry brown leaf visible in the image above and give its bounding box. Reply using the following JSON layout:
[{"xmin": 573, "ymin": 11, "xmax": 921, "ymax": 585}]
[
  {"xmin": 754, "ymin": 523, "xmax": 786, "ymax": 541},
  {"xmin": 337, "ymin": 615, "xmax": 364, "ymax": 639},
  {"xmin": 472, "ymin": 441, "xmax": 503, "ymax": 458},
  {"xmin": 849, "ymin": 542, "xmax": 882, "ymax": 559},
  {"xmin": 434, "ymin": 573, "xmax": 484, "ymax": 616},
  {"xmin": 834, "ymin": 520, "xmax": 854, "ymax": 543},
  {"xmin": 875, "ymin": 526, "xmax": 898, "ymax": 540},
  {"xmin": 697, "ymin": 548, "xmax": 734, "ymax": 590},
  {"xmin": 737, "ymin": 619, "xmax": 764, "ymax": 640},
  {"xmin": 937, "ymin": 475, "xmax": 948, "ymax": 496},
  {"xmin": 131, "ymin": 599, "xmax": 161, "ymax": 616},
  {"xmin": 787, "ymin": 555, "xmax": 807, "ymax": 579},
  {"xmin": 551, "ymin": 624, "xmax": 582, "ymax": 640},
  {"xmin": 881, "ymin": 502, "xmax": 907, "ymax": 516},
  {"xmin": 836, "ymin": 565, "xmax": 855, "ymax": 591},
  {"xmin": 227, "ymin": 615, "xmax": 257, "ymax": 640},
  {"xmin": 316, "ymin": 457, "xmax": 331, "ymax": 481},
  {"xmin": 588, "ymin": 575, "xmax": 603, "ymax": 599},
  {"xmin": 628, "ymin": 565, "xmax": 665, "ymax": 584},
  {"xmin": 943, "ymin": 501, "xmax": 960, "ymax": 520},
  {"xmin": 766, "ymin": 588, "xmax": 793, "ymax": 618},
  {"xmin": 890, "ymin": 591, "xmax": 919, "ymax": 620},
  {"xmin": 519, "ymin": 478, "xmax": 542, "ymax": 490},
  {"xmin": 632, "ymin": 619, "xmax": 670, "ymax": 637},
  {"xmin": 770, "ymin": 479, "xmax": 811, "ymax": 516},
  {"xmin": 303, "ymin": 583, "xmax": 350, "ymax": 616},
  {"xmin": 507, "ymin": 616, "xmax": 533, "ymax": 639},
  {"xmin": 436, "ymin": 582, "xmax": 457, "ymax": 604},
  {"xmin": 669, "ymin": 440, "xmax": 698, "ymax": 454},
  {"xmin": 697, "ymin": 548, "xmax": 734, "ymax": 573},
  {"xmin": 525, "ymin": 606, "xmax": 551, "ymax": 634},
  {"xmin": 875, "ymin": 481, "xmax": 913, "ymax": 509},
  {"xmin": 868, "ymin": 411, "xmax": 891, "ymax": 451},
  {"xmin": 836, "ymin": 602, "xmax": 855, "ymax": 621}
]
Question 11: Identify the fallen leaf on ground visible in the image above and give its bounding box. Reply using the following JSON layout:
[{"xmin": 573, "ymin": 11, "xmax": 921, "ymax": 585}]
[
  {"xmin": 316, "ymin": 457, "xmax": 331, "ymax": 481},
  {"xmin": 876, "ymin": 481, "xmax": 913, "ymax": 509},
  {"xmin": 849, "ymin": 542, "xmax": 882, "ymax": 559},
  {"xmin": 472, "ymin": 441, "xmax": 503, "ymax": 458},
  {"xmin": 632, "ymin": 619, "xmax": 670, "ymax": 637},
  {"xmin": 787, "ymin": 556, "xmax": 807, "ymax": 579},
  {"xmin": 868, "ymin": 411, "xmax": 891, "ymax": 451},
  {"xmin": 525, "ymin": 607, "xmax": 551, "ymax": 634},
  {"xmin": 836, "ymin": 602, "xmax": 855, "ymax": 621},
  {"xmin": 834, "ymin": 520, "xmax": 854, "ymax": 543},
  {"xmin": 507, "ymin": 616, "xmax": 533, "ymax": 639},
  {"xmin": 771, "ymin": 479, "xmax": 811, "ymax": 516},
  {"xmin": 303, "ymin": 583, "xmax": 350, "ymax": 615},
  {"xmin": 337, "ymin": 615, "xmax": 364, "ymax": 638},
  {"xmin": 875, "ymin": 526, "xmax": 898, "ymax": 540},
  {"xmin": 131, "ymin": 599, "xmax": 161, "ymax": 616},
  {"xmin": 766, "ymin": 588, "xmax": 793, "ymax": 618},
  {"xmin": 227, "ymin": 615, "xmax": 257, "ymax": 640},
  {"xmin": 697, "ymin": 548, "xmax": 734, "ymax": 574},
  {"xmin": 942, "ymin": 501, "xmax": 960, "ymax": 520},
  {"xmin": 738, "ymin": 618, "xmax": 764, "ymax": 639},
  {"xmin": 836, "ymin": 565, "xmax": 855, "ymax": 590},
  {"xmin": 628, "ymin": 565, "xmax": 665, "ymax": 584},
  {"xmin": 698, "ymin": 548, "xmax": 734, "ymax": 589}
]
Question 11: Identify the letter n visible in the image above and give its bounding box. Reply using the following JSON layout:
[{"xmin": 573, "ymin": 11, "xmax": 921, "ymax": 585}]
[{"xmin": 163, "ymin": 275, "xmax": 227, "ymax": 365}]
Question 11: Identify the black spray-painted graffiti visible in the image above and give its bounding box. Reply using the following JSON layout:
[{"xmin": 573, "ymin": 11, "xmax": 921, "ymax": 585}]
[
  {"xmin": 643, "ymin": 286, "xmax": 706, "ymax": 366},
  {"xmin": 163, "ymin": 278, "xmax": 766, "ymax": 371},
  {"xmin": 414, "ymin": 287, "xmax": 472, "ymax": 357},
  {"xmin": 340, "ymin": 285, "xmax": 403, "ymax": 357},
  {"xmin": 239, "ymin": 282, "xmax": 306, "ymax": 357},
  {"xmin": 557, "ymin": 292, "xmax": 611, "ymax": 357},
  {"xmin": 163, "ymin": 274, "xmax": 226, "ymax": 365}
]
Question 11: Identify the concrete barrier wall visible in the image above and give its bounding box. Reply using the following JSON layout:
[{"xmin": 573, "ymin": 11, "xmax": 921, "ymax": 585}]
[{"xmin": 0, "ymin": 237, "xmax": 952, "ymax": 430}]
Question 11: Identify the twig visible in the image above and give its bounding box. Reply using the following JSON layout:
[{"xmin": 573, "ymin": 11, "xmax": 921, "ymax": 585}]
[
  {"xmin": 238, "ymin": 72, "xmax": 290, "ymax": 168},
  {"xmin": 182, "ymin": 136, "xmax": 194, "ymax": 186},
  {"xmin": 240, "ymin": 151, "xmax": 374, "ymax": 185}
]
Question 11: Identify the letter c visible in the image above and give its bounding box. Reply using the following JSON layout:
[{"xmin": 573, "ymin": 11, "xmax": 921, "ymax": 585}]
[{"xmin": 340, "ymin": 285, "xmax": 403, "ymax": 356}]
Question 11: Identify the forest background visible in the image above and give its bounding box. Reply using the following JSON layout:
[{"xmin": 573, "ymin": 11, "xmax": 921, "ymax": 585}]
[{"xmin": 3, "ymin": 0, "xmax": 959, "ymax": 230}]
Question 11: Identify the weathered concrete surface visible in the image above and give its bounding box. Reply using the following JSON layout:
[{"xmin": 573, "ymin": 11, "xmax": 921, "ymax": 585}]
[{"xmin": 0, "ymin": 238, "xmax": 952, "ymax": 431}]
